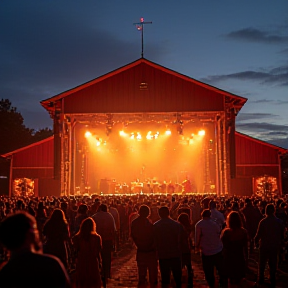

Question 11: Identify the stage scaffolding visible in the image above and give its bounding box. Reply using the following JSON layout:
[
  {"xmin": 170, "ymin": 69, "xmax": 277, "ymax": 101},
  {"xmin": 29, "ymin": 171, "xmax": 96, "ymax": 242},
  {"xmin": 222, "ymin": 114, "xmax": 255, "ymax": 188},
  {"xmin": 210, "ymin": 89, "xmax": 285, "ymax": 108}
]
[{"xmin": 57, "ymin": 111, "xmax": 235, "ymax": 197}]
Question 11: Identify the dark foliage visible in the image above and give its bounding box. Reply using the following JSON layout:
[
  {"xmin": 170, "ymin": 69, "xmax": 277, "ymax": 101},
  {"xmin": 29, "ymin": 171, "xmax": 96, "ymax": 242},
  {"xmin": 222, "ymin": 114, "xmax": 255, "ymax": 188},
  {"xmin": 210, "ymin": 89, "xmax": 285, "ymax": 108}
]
[{"xmin": 0, "ymin": 99, "xmax": 53, "ymax": 155}]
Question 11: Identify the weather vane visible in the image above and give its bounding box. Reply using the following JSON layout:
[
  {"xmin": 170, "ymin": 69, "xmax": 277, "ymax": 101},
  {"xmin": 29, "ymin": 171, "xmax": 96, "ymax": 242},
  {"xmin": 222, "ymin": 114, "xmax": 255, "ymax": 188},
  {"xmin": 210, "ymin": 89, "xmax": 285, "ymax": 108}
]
[{"xmin": 133, "ymin": 17, "xmax": 152, "ymax": 58}]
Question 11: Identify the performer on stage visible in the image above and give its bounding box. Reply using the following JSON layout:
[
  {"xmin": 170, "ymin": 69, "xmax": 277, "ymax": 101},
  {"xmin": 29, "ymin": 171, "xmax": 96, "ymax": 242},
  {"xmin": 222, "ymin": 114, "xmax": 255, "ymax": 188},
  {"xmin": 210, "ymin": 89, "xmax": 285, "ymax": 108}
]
[
  {"xmin": 182, "ymin": 177, "xmax": 192, "ymax": 194},
  {"xmin": 167, "ymin": 181, "xmax": 175, "ymax": 194}
]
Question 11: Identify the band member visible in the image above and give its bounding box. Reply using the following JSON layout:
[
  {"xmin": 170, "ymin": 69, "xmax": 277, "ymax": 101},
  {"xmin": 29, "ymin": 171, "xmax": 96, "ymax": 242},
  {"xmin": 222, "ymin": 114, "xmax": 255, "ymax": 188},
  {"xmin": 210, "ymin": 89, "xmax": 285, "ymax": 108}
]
[
  {"xmin": 167, "ymin": 182, "xmax": 175, "ymax": 194},
  {"xmin": 182, "ymin": 178, "xmax": 192, "ymax": 193}
]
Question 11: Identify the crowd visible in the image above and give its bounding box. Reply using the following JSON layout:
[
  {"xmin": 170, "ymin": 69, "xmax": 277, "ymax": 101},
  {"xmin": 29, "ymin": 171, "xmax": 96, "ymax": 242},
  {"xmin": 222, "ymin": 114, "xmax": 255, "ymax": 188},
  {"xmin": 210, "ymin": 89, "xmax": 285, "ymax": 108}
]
[{"xmin": 0, "ymin": 192, "xmax": 287, "ymax": 288}]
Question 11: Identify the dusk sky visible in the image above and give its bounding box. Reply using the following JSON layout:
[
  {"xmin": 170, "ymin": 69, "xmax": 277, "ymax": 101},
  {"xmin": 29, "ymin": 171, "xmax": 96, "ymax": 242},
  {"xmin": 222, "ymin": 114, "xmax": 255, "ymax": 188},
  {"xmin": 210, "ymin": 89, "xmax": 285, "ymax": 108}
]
[{"xmin": 1, "ymin": 1, "xmax": 288, "ymax": 148}]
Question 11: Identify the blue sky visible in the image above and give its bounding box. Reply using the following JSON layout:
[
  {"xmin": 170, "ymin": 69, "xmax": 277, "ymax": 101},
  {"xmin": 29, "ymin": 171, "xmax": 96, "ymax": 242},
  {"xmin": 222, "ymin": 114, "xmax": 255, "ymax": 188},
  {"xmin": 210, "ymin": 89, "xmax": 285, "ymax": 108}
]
[{"xmin": 1, "ymin": 0, "xmax": 288, "ymax": 148}]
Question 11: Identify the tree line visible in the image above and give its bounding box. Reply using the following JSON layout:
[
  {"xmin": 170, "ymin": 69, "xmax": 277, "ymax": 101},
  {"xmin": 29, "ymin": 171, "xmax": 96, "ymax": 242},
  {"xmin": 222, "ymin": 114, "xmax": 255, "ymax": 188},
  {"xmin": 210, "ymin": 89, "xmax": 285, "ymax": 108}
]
[{"xmin": 0, "ymin": 99, "xmax": 53, "ymax": 155}]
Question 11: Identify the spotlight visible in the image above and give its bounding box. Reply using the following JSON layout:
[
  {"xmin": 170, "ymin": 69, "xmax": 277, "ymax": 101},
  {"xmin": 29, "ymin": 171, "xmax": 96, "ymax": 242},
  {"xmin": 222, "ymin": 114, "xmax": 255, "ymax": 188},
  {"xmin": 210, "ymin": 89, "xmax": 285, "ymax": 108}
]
[
  {"xmin": 198, "ymin": 130, "xmax": 205, "ymax": 136},
  {"xmin": 165, "ymin": 129, "xmax": 171, "ymax": 136},
  {"xmin": 85, "ymin": 131, "xmax": 92, "ymax": 138},
  {"xmin": 146, "ymin": 131, "xmax": 153, "ymax": 140},
  {"xmin": 136, "ymin": 132, "xmax": 142, "ymax": 141},
  {"xmin": 119, "ymin": 130, "xmax": 126, "ymax": 137}
]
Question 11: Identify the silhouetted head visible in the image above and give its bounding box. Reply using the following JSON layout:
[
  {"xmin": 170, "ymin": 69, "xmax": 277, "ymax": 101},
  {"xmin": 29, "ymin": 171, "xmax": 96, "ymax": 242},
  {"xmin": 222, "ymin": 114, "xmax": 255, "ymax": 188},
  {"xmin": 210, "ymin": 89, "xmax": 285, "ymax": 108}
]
[
  {"xmin": 99, "ymin": 203, "xmax": 108, "ymax": 212},
  {"xmin": 227, "ymin": 211, "xmax": 242, "ymax": 229},
  {"xmin": 158, "ymin": 206, "xmax": 169, "ymax": 218},
  {"xmin": 0, "ymin": 212, "xmax": 40, "ymax": 251},
  {"xmin": 139, "ymin": 205, "xmax": 150, "ymax": 218},
  {"xmin": 201, "ymin": 209, "xmax": 211, "ymax": 218},
  {"xmin": 177, "ymin": 212, "xmax": 190, "ymax": 227},
  {"xmin": 265, "ymin": 203, "xmax": 275, "ymax": 216},
  {"xmin": 78, "ymin": 217, "xmax": 96, "ymax": 240}
]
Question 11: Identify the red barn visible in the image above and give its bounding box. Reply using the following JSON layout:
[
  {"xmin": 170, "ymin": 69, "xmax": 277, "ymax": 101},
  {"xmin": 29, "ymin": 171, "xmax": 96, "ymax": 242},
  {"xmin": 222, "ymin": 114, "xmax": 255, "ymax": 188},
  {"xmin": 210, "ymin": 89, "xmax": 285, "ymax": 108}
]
[{"xmin": 1, "ymin": 58, "xmax": 286, "ymax": 197}]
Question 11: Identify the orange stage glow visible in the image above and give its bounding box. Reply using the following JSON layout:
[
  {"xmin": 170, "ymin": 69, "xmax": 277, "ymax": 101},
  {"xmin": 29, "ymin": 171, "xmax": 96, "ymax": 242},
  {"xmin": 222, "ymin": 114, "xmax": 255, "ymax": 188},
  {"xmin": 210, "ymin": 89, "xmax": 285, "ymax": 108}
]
[{"xmin": 76, "ymin": 122, "xmax": 215, "ymax": 194}]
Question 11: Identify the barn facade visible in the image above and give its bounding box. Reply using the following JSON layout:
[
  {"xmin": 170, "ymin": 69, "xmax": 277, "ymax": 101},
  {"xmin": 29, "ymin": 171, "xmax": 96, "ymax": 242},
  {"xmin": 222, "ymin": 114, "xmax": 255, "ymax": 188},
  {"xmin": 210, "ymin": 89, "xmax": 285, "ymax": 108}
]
[{"xmin": 1, "ymin": 58, "xmax": 286, "ymax": 197}]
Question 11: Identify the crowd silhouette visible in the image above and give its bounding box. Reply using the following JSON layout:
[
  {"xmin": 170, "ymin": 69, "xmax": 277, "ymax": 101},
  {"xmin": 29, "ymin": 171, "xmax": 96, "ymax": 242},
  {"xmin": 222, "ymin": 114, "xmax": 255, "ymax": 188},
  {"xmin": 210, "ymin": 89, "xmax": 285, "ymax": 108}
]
[{"xmin": 0, "ymin": 192, "xmax": 287, "ymax": 288}]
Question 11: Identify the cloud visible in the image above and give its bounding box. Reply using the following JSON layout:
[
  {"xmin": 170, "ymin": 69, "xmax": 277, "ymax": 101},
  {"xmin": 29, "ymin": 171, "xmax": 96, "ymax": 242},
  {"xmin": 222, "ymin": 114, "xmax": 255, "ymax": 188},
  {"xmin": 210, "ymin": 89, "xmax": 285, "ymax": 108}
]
[
  {"xmin": 236, "ymin": 122, "xmax": 288, "ymax": 149},
  {"xmin": 201, "ymin": 65, "xmax": 288, "ymax": 86},
  {"xmin": 248, "ymin": 99, "xmax": 288, "ymax": 105},
  {"xmin": 224, "ymin": 27, "xmax": 288, "ymax": 44},
  {"xmin": 236, "ymin": 113, "xmax": 278, "ymax": 122},
  {"xmin": 236, "ymin": 122, "xmax": 288, "ymax": 132}
]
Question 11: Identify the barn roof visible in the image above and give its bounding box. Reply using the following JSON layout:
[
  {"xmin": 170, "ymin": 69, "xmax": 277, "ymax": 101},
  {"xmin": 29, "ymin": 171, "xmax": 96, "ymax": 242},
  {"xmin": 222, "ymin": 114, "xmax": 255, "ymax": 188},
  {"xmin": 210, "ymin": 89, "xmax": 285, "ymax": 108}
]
[
  {"xmin": 1, "ymin": 136, "xmax": 54, "ymax": 158},
  {"xmin": 41, "ymin": 58, "xmax": 247, "ymax": 114}
]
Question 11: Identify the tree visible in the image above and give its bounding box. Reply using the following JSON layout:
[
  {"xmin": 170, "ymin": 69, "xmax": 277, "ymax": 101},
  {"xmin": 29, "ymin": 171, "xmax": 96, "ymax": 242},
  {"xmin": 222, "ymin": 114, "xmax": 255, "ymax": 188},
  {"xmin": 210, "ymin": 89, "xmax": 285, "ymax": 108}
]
[
  {"xmin": 0, "ymin": 99, "xmax": 52, "ymax": 155},
  {"xmin": 32, "ymin": 127, "xmax": 53, "ymax": 142}
]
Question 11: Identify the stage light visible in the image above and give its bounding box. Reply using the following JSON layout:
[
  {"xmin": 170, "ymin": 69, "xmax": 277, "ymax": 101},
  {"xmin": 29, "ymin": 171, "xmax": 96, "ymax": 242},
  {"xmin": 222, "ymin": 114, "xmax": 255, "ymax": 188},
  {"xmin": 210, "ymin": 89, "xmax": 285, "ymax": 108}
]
[
  {"xmin": 146, "ymin": 131, "xmax": 153, "ymax": 140},
  {"xmin": 165, "ymin": 129, "xmax": 171, "ymax": 136},
  {"xmin": 85, "ymin": 131, "xmax": 92, "ymax": 138},
  {"xmin": 154, "ymin": 132, "xmax": 160, "ymax": 139},
  {"xmin": 136, "ymin": 132, "xmax": 142, "ymax": 141},
  {"xmin": 198, "ymin": 129, "xmax": 205, "ymax": 136},
  {"xmin": 130, "ymin": 133, "xmax": 135, "ymax": 139},
  {"xmin": 119, "ymin": 130, "xmax": 126, "ymax": 137}
]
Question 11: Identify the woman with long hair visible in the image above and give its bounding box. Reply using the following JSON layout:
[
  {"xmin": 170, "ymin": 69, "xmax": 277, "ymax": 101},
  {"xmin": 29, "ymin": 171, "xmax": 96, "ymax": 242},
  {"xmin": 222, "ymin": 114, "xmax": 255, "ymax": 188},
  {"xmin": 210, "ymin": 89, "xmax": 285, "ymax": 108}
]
[
  {"xmin": 42, "ymin": 208, "xmax": 71, "ymax": 269},
  {"xmin": 220, "ymin": 211, "xmax": 248, "ymax": 287},
  {"xmin": 177, "ymin": 212, "xmax": 194, "ymax": 288},
  {"xmin": 72, "ymin": 217, "xmax": 102, "ymax": 288}
]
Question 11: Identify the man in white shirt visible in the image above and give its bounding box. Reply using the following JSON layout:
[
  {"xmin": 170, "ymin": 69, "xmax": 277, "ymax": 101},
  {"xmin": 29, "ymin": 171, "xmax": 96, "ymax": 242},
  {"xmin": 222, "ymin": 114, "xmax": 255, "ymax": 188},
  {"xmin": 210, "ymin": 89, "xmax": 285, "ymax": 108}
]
[{"xmin": 195, "ymin": 209, "xmax": 227, "ymax": 288}]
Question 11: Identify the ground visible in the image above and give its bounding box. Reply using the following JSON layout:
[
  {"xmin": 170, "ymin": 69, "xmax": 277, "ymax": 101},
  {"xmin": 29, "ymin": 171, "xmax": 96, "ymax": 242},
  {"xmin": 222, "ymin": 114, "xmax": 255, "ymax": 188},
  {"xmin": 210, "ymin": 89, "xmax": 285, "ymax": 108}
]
[{"xmin": 107, "ymin": 244, "xmax": 288, "ymax": 288}]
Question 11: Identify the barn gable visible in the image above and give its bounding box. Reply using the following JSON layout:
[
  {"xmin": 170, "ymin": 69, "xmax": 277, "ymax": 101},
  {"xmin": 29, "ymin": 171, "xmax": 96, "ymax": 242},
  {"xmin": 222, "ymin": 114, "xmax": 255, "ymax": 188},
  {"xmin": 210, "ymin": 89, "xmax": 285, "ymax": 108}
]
[{"xmin": 41, "ymin": 58, "xmax": 247, "ymax": 115}]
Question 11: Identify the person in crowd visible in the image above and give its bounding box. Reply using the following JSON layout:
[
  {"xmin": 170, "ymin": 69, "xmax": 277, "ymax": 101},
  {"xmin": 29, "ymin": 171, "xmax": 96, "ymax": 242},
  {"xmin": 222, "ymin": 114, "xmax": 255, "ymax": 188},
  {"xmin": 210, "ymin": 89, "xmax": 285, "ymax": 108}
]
[
  {"xmin": 27, "ymin": 200, "xmax": 36, "ymax": 217},
  {"xmin": 241, "ymin": 198, "xmax": 263, "ymax": 255},
  {"xmin": 42, "ymin": 208, "xmax": 72, "ymax": 269},
  {"xmin": 73, "ymin": 204, "xmax": 89, "ymax": 236},
  {"xmin": 177, "ymin": 198, "xmax": 192, "ymax": 220},
  {"xmin": 209, "ymin": 200, "xmax": 225, "ymax": 230},
  {"xmin": 35, "ymin": 201, "xmax": 48, "ymax": 242},
  {"xmin": 108, "ymin": 201, "xmax": 120, "ymax": 252},
  {"xmin": 72, "ymin": 217, "xmax": 102, "ymax": 288},
  {"xmin": 153, "ymin": 206, "xmax": 183, "ymax": 288},
  {"xmin": 254, "ymin": 203, "xmax": 284, "ymax": 287},
  {"xmin": 131, "ymin": 204, "xmax": 158, "ymax": 288},
  {"xmin": 230, "ymin": 202, "xmax": 246, "ymax": 229},
  {"xmin": 195, "ymin": 209, "xmax": 227, "ymax": 288},
  {"xmin": 220, "ymin": 211, "xmax": 248, "ymax": 287},
  {"xmin": 177, "ymin": 212, "xmax": 194, "ymax": 288},
  {"xmin": 92, "ymin": 203, "xmax": 116, "ymax": 288},
  {"xmin": 0, "ymin": 211, "xmax": 70, "ymax": 288}
]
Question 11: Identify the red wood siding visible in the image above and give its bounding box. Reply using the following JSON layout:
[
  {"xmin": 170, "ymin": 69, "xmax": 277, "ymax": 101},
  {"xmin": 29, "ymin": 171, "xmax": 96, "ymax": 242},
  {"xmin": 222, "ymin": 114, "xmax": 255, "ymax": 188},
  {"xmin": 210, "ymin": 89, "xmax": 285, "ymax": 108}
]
[
  {"xmin": 235, "ymin": 133, "xmax": 281, "ymax": 164},
  {"xmin": 236, "ymin": 165, "xmax": 279, "ymax": 178},
  {"xmin": 63, "ymin": 62, "xmax": 224, "ymax": 113},
  {"xmin": 38, "ymin": 178, "xmax": 61, "ymax": 197},
  {"xmin": 230, "ymin": 178, "xmax": 253, "ymax": 196},
  {"xmin": 12, "ymin": 138, "xmax": 54, "ymax": 168},
  {"xmin": 12, "ymin": 168, "xmax": 54, "ymax": 179}
]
